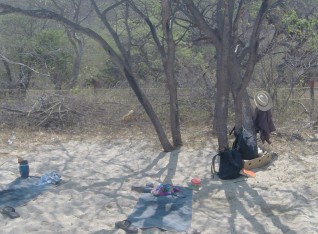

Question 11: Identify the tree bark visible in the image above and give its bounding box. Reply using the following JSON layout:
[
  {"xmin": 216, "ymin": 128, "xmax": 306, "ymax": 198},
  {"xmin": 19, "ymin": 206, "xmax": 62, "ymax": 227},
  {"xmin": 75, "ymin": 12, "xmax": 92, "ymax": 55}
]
[
  {"xmin": 232, "ymin": 0, "xmax": 270, "ymax": 133},
  {"xmin": 213, "ymin": 0, "xmax": 231, "ymax": 151},
  {"xmin": 229, "ymin": 52, "xmax": 255, "ymax": 133},
  {"xmin": 123, "ymin": 68, "xmax": 174, "ymax": 151},
  {"xmin": 67, "ymin": 31, "xmax": 84, "ymax": 89},
  {"xmin": 161, "ymin": 0, "xmax": 182, "ymax": 147},
  {"xmin": 51, "ymin": 0, "xmax": 84, "ymax": 89},
  {"xmin": 129, "ymin": 0, "xmax": 182, "ymax": 147}
]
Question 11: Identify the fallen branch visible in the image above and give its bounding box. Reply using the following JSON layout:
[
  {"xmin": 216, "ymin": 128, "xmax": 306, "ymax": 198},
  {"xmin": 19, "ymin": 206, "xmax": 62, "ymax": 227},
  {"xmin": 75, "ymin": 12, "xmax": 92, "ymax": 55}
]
[{"xmin": 2, "ymin": 93, "xmax": 81, "ymax": 128}]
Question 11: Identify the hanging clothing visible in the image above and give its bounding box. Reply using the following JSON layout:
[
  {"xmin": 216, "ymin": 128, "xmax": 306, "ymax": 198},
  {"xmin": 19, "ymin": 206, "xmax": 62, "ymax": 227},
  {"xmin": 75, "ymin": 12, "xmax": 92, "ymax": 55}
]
[{"xmin": 254, "ymin": 107, "xmax": 276, "ymax": 144}]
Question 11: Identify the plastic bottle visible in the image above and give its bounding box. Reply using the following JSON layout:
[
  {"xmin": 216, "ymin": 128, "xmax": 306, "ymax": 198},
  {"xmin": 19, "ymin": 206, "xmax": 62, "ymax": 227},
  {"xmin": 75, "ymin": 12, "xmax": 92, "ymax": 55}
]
[{"xmin": 19, "ymin": 160, "xmax": 29, "ymax": 178}]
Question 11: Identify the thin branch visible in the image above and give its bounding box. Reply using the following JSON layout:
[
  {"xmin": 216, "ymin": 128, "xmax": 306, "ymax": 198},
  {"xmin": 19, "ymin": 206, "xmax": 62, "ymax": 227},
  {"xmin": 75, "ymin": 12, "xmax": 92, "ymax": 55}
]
[
  {"xmin": 233, "ymin": 0, "xmax": 244, "ymax": 39},
  {"xmin": 90, "ymin": 0, "xmax": 130, "ymax": 67},
  {"xmin": 0, "ymin": 53, "xmax": 50, "ymax": 77},
  {"xmin": 127, "ymin": 0, "xmax": 166, "ymax": 58},
  {"xmin": 240, "ymin": 0, "xmax": 271, "ymax": 89},
  {"xmin": 181, "ymin": 0, "xmax": 221, "ymax": 49},
  {"xmin": 102, "ymin": 0, "xmax": 125, "ymax": 15}
]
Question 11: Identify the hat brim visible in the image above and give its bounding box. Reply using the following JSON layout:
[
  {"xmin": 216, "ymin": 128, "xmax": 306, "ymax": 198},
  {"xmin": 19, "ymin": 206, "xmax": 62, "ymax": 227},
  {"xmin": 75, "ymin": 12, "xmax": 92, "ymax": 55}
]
[{"xmin": 254, "ymin": 90, "xmax": 273, "ymax": 111}]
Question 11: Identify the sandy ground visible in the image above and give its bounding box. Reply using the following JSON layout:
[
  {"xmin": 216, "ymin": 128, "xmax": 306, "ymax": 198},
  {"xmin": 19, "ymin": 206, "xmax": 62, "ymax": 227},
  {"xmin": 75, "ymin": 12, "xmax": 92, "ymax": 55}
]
[{"xmin": 0, "ymin": 127, "xmax": 318, "ymax": 234}]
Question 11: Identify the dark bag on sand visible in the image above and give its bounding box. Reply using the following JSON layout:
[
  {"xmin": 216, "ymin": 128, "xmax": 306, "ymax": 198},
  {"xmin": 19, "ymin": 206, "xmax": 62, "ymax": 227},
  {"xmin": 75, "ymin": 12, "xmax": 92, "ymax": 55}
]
[
  {"xmin": 211, "ymin": 149, "xmax": 243, "ymax": 180},
  {"xmin": 231, "ymin": 127, "xmax": 258, "ymax": 160}
]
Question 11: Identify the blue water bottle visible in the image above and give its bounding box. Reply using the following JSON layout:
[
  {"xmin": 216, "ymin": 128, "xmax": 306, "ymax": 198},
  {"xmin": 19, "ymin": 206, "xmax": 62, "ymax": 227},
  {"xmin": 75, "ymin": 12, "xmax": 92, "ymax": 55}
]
[{"xmin": 19, "ymin": 160, "xmax": 29, "ymax": 178}]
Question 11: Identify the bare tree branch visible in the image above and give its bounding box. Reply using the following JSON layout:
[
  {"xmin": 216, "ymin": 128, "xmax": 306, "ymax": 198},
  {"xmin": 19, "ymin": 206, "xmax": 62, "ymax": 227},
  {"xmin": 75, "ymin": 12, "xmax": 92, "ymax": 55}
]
[
  {"xmin": 0, "ymin": 53, "xmax": 50, "ymax": 77},
  {"xmin": 181, "ymin": 0, "xmax": 221, "ymax": 49}
]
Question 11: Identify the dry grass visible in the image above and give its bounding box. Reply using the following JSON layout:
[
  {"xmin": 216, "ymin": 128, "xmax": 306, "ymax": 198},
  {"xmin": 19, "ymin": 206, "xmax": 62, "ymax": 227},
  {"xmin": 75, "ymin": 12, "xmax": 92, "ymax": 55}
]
[{"xmin": 0, "ymin": 88, "xmax": 317, "ymax": 153}]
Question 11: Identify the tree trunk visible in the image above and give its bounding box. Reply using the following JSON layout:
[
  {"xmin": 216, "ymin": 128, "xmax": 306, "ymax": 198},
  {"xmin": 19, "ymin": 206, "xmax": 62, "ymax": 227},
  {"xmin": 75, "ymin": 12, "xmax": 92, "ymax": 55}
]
[
  {"xmin": 129, "ymin": 0, "xmax": 182, "ymax": 147},
  {"xmin": 51, "ymin": 0, "xmax": 84, "ymax": 89},
  {"xmin": 231, "ymin": 0, "xmax": 270, "ymax": 133},
  {"xmin": 214, "ymin": 0, "xmax": 231, "ymax": 152},
  {"xmin": 67, "ymin": 33, "xmax": 84, "ymax": 89},
  {"xmin": 123, "ymin": 68, "xmax": 174, "ymax": 151},
  {"xmin": 214, "ymin": 59, "xmax": 230, "ymax": 151},
  {"xmin": 229, "ymin": 53, "xmax": 255, "ymax": 133},
  {"xmin": 162, "ymin": 0, "xmax": 182, "ymax": 147},
  {"xmin": 90, "ymin": 0, "xmax": 174, "ymax": 151}
]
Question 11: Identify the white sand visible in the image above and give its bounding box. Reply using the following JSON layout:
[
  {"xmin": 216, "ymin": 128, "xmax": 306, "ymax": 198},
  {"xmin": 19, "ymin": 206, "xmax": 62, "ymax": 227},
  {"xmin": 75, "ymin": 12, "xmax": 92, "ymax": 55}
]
[{"xmin": 0, "ymin": 131, "xmax": 318, "ymax": 234}]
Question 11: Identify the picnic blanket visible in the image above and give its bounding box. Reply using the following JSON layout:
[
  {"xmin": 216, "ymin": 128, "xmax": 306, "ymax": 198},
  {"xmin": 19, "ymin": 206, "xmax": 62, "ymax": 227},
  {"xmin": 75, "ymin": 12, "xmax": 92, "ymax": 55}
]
[
  {"xmin": 0, "ymin": 175, "xmax": 58, "ymax": 209},
  {"xmin": 127, "ymin": 186, "xmax": 193, "ymax": 232}
]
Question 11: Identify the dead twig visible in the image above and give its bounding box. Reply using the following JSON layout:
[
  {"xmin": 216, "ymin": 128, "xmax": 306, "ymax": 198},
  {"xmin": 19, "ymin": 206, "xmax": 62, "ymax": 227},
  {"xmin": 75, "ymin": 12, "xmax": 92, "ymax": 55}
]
[{"xmin": 2, "ymin": 93, "xmax": 81, "ymax": 128}]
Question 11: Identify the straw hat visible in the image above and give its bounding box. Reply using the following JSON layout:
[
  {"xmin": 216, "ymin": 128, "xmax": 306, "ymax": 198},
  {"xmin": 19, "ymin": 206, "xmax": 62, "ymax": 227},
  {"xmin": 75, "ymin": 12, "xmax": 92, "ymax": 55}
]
[{"xmin": 254, "ymin": 90, "xmax": 273, "ymax": 111}]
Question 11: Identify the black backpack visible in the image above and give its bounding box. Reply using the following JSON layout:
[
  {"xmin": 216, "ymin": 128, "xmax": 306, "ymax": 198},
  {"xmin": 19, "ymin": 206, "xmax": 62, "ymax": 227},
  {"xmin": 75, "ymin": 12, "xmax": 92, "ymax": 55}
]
[
  {"xmin": 231, "ymin": 127, "xmax": 258, "ymax": 160},
  {"xmin": 211, "ymin": 149, "xmax": 243, "ymax": 180}
]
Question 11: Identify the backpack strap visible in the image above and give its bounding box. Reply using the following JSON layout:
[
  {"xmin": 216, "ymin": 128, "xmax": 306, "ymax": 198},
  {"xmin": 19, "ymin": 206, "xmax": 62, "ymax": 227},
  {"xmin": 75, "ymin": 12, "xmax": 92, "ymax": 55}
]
[
  {"xmin": 211, "ymin": 153, "xmax": 219, "ymax": 179},
  {"xmin": 231, "ymin": 127, "xmax": 243, "ymax": 150},
  {"xmin": 229, "ymin": 126, "xmax": 235, "ymax": 136}
]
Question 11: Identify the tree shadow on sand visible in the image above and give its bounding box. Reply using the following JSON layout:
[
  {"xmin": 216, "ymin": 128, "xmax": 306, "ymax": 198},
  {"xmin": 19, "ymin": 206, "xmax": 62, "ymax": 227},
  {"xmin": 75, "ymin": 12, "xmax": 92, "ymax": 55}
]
[
  {"xmin": 0, "ymin": 176, "xmax": 57, "ymax": 209},
  {"xmin": 18, "ymin": 140, "xmax": 305, "ymax": 234},
  {"xmin": 48, "ymin": 141, "xmax": 183, "ymax": 233},
  {"xmin": 194, "ymin": 162, "xmax": 301, "ymax": 234}
]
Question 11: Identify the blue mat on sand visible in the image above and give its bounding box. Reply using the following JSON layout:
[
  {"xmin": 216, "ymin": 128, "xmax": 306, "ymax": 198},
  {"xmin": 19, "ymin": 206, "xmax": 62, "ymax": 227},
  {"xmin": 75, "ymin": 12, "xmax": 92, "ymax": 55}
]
[
  {"xmin": 128, "ymin": 187, "xmax": 193, "ymax": 232},
  {"xmin": 0, "ymin": 176, "xmax": 51, "ymax": 208}
]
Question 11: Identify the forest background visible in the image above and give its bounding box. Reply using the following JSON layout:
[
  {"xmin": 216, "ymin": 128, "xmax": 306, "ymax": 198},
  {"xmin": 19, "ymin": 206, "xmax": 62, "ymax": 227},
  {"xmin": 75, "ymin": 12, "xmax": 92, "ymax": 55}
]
[{"xmin": 0, "ymin": 0, "xmax": 317, "ymax": 151}]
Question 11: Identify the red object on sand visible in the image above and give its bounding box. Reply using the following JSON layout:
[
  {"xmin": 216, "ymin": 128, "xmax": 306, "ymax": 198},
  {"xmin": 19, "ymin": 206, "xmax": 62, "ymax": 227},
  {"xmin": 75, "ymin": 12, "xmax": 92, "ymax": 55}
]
[{"xmin": 191, "ymin": 178, "xmax": 201, "ymax": 186}]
